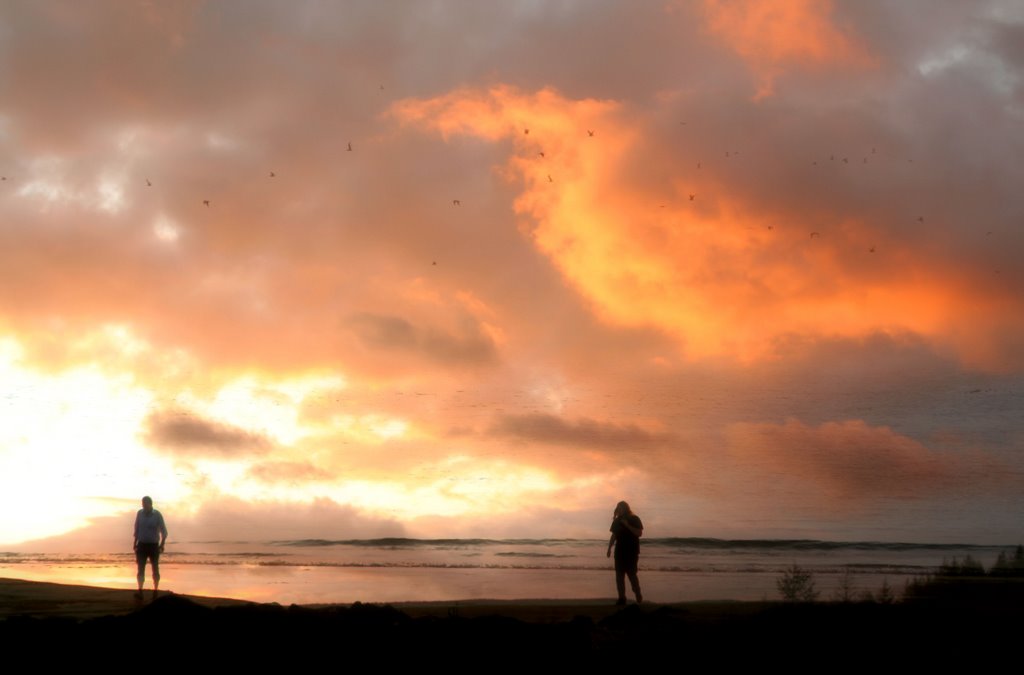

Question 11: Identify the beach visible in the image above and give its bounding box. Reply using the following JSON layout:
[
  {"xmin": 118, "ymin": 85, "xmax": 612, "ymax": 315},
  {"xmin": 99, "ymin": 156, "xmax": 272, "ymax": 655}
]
[
  {"xmin": 3, "ymin": 7, "xmax": 1023, "ymax": 669},
  {"xmin": 4, "ymin": 576, "xmax": 1022, "ymax": 665}
]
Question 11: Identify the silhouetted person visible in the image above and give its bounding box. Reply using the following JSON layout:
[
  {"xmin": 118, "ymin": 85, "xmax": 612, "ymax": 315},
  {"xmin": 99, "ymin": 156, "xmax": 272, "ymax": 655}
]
[
  {"xmin": 607, "ymin": 500, "xmax": 643, "ymax": 605},
  {"xmin": 133, "ymin": 496, "xmax": 168, "ymax": 599}
]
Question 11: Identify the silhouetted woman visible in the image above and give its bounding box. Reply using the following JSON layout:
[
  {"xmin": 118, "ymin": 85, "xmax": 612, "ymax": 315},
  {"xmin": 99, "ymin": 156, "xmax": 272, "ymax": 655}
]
[{"xmin": 607, "ymin": 500, "xmax": 643, "ymax": 605}]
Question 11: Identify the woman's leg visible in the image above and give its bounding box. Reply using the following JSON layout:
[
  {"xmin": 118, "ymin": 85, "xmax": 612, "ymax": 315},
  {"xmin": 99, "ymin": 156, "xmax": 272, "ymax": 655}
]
[{"xmin": 614, "ymin": 559, "xmax": 627, "ymax": 603}]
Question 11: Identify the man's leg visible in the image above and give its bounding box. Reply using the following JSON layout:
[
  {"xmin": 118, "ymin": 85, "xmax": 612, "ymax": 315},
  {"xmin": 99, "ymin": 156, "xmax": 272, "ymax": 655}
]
[
  {"xmin": 136, "ymin": 547, "xmax": 147, "ymax": 593},
  {"xmin": 151, "ymin": 550, "xmax": 160, "ymax": 595}
]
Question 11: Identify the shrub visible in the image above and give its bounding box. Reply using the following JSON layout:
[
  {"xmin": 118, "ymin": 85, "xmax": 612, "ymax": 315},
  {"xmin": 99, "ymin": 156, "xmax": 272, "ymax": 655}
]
[
  {"xmin": 876, "ymin": 578, "xmax": 896, "ymax": 604},
  {"xmin": 939, "ymin": 555, "xmax": 986, "ymax": 577},
  {"xmin": 776, "ymin": 564, "xmax": 819, "ymax": 602},
  {"xmin": 990, "ymin": 545, "xmax": 1024, "ymax": 578},
  {"xmin": 832, "ymin": 568, "xmax": 856, "ymax": 603}
]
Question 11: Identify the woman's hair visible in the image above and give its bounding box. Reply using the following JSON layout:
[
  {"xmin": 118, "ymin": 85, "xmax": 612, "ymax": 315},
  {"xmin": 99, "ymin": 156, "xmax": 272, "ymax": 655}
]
[{"xmin": 615, "ymin": 501, "xmax": 632, "ymax": 516}]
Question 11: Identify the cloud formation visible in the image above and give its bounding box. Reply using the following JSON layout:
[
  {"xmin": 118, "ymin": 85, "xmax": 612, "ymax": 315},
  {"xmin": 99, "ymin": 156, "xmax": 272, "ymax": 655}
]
[
  {"xmin": 1, "ymin": 1, "xmax": 1023, "ymax": 545},
  {"xmin": 346, "ymin": 312, "xmax": 498, "ymax": 367},
  {"xmin": 247, "ymin": 460, "xmax": 331, "ymax": 484},
  {"xmin": 491, "ymin": 413, "xmax": 675, "ymax": 450},
  {"xmin": 700, "ymin": 0, "xmax": 875, "ymax": 97},
  {"xmin": 392, "ymin": 80, "xmax": 1024, "ymax": 369},
  {"xmin": 727, "ymin": 418, "xmax": 1005, "ymax": 500},
  {"xmin": 144, "ymin": 409, "xmax": 272, "ymax": 457},
  {"xmin": 13, "ymin": 495, "xmax": 406, "ymax": 551}
]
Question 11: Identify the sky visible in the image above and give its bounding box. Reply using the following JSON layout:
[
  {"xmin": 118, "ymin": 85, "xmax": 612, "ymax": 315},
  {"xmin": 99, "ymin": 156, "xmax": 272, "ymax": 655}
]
[{"xmin": 1, "ymin": 0, "xmax": 1023, "ymax": 548}]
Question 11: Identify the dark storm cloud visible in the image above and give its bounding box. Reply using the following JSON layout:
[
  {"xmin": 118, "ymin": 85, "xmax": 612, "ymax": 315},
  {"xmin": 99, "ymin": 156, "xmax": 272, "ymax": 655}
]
[
  {"xmin": 490, "ymin": 413, "xmax": 676, "ymax": 450},
  {"xmin": 144, "ymin": 409, "xmax": 272, "ymax": 457},
  {"xmin": 346, "ymin": 312, "xmax": 497, "ymax": 366}
]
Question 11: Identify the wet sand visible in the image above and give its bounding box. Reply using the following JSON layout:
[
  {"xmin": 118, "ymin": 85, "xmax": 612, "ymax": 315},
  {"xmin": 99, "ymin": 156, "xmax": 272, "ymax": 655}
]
[{"xmin": 0, "ymin": 577, "xmax": 254, "ymax": 619}]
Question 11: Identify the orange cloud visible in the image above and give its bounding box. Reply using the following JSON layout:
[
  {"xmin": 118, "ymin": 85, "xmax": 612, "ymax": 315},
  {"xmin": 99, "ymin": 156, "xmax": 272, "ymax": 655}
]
[
  {"xmin": 247, "ymin": 460, "xmax": 331, "ymax": 484},
  {"xmin": 727, "ymin": 418, "xmax": 1003, "ymax": 500},
  {"xmin": 392, "ymin": 86, "xmax": 1023, "ymax": 369},
  {"xmin": 699, "ymin": 0, "xmax": 875, "ymax": 97}
]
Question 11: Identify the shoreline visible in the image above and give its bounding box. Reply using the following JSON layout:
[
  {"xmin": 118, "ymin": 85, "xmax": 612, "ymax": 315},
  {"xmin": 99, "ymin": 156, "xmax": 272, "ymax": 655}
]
[
  {"xmin": 5, "ymin": 574, "xmax": 1024, "ymax": 618},
  {"xmin": 1, "ymin": 575, "xmax": 742, "ymax": 621}
]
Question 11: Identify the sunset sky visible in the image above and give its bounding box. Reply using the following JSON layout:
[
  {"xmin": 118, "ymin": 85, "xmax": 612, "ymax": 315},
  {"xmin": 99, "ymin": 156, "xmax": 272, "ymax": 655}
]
[{"xmin": 2, "ymin": 0, "xmax": 1022, "ymax": 548}]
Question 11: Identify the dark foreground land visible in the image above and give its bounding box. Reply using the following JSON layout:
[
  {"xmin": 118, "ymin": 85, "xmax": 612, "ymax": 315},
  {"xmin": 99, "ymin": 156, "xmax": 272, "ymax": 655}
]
[{"xmin": 3, "ymin": 577, "xmax": 1023, "ymax": 665}]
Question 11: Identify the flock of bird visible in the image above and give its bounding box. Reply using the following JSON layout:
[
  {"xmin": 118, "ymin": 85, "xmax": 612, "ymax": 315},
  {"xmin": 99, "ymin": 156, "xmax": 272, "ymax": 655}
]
[{"xmin": 1, "ymin": 117, "xmax": 963, "ymax": 264}]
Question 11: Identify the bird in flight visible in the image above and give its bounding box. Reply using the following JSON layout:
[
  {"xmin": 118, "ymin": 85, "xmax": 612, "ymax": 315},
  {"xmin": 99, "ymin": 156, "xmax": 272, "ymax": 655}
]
[
  {"xmin": 587, "ymin": 130, "xmax": 594, "ymax": 137},
  {"xmin": 538, "ymin": 151, "xmax": 545, "ymax": 158},
  {"xmin": 347, "ymin": 142, "xmax": 353, "ymax": 151},
  {"xmin": 547, "ymin": 174, "xmax": 553, "ymax": 183},
  {"xmin": 689, "ymin": 194, "xmax": 695, "ymax": 201},
  {"xmin": 869, "ymin": 246, "xmax": 875, "ymax": 253},
  {"xmin": 269, "ymin": 172, "xmax": 275, "ymax": 178},
  {"xmin": 810, "ymin": 232, "xmax": 820, "ymax": 238},
  {"xmin": 203, "ymin": 200, "xmax": 210, "ymax": 207},
  {"xmin": 453, "ymin": 199, "xmax": 461, "ymax": 206},
  {"xmin": 146, "ymin": 178, "xmax": 152, "ymax": 187},
  {"xmin": 524, "ymin": 129, "xmax": 529, "ymax": 135}
]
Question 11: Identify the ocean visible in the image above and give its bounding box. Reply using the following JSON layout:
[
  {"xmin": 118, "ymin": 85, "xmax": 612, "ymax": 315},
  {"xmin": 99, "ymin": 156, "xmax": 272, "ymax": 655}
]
[{"xmin": 0, "ymin": 538, "xmax": 1010, "ymax": 605}]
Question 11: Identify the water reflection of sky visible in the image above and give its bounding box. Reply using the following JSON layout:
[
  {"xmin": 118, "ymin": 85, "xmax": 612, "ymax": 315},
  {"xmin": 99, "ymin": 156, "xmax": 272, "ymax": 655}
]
[{"xmin": 2, "ymin": 538, "xmax": 1012, "ymax": 604}]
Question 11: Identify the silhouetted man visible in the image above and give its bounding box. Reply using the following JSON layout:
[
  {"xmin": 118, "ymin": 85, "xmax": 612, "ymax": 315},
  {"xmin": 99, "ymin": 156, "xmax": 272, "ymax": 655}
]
[{"xmin": 133, "ymin": 496, "xmax": 168, "ymax": 599}]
